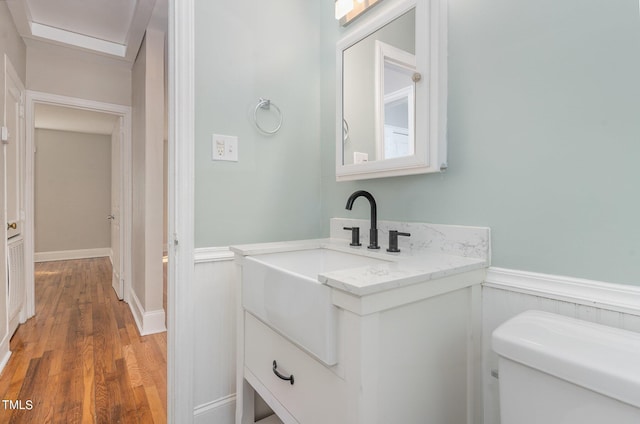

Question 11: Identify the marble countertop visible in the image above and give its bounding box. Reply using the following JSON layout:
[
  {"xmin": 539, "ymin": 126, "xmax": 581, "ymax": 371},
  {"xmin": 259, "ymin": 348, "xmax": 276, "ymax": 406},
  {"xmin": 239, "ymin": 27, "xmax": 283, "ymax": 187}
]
[{"xmin": 230, "ymin": 236, "xmax": 489, "ymax": 296}]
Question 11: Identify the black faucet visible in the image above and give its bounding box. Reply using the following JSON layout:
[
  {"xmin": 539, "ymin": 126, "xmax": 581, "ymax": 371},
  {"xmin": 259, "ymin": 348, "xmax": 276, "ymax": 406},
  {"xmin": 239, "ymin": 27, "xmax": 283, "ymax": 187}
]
[{"xmin": 345, "ymin": 190, "xmax": 379, "ymax": 249}]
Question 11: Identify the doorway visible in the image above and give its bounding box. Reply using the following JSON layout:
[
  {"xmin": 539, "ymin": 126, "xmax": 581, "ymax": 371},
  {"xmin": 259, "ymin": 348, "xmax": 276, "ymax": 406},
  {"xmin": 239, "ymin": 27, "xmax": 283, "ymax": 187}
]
[
  {"xmin": 24, "ymin": 92, "xmax": 133, "ymax": 317},
  {"xmin": 32, "ymin": 104, "xmax": 121, "ymax": 296}
]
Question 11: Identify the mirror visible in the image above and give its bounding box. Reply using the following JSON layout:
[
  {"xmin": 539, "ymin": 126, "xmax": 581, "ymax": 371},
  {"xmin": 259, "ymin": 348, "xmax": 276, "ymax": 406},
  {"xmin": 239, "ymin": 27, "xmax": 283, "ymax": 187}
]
[
  {"xmin": 376, "ymin": 39, "xmax": 416, "ymax": 161},
  {"xmin": 336, "ymin": 0, "xmax": 448, "ymax": 181},
  {"xmin": 343, "ymin": 10, "xmax": 415, "ymax": 165}
]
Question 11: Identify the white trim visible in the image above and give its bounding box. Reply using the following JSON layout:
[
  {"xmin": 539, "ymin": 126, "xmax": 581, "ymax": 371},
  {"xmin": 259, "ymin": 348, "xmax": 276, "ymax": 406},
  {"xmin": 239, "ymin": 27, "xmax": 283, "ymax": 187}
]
[
  {"xmin": 168, "ymin": 0, "xmax": 195, "ymax": 421},
  {"xmin": 194, "ymin": 246, "xmax": 234, "ymax": 264},
  {"xmin": 129, "ymin": 288, "xmax": 167, "ymax": 336},
  {"xmin": 25, "ymin": 91, "xmax": 133, "ymax": 319},
  {"xmin": 484, "ymin": 267, "xmax": 640, "ymax": 316},
  {"xmin": 193, "ymin": 394, "xmax": 236, "ymax": 418},
  {"xmin": 0, "ymin": 333, "xmax": 12, "ymax": 374},
  {"xmin": 30, "ymin": 22, "xmax": 127, "ymax": 57},
  {"xmin": 34, "ymin": 248, "xmax": 111, "ymax": 262}
]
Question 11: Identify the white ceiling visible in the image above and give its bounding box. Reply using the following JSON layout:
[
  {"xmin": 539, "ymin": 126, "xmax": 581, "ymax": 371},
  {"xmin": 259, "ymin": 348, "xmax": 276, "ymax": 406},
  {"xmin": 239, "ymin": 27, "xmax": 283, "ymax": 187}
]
[
  {"xmin": 7, "ymin": 0, "xmax": 167, "ymax": 63},
  {"xmin": 35, "ymin": 104, "xmax": 119, "ymax": 136}
]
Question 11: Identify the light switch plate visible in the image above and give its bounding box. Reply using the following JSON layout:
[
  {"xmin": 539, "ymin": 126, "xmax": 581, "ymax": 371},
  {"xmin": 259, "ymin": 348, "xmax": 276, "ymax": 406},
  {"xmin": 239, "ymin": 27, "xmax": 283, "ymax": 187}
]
[{"xmin": 212, "ymin": 134, "xmax": 238, "ymax": 162}]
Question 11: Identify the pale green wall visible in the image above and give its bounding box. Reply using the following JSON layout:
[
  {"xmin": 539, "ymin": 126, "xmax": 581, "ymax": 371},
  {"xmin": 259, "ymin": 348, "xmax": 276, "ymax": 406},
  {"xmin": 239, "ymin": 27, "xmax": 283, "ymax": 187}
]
[
  {"xmin": 195, "ymin": 0, "xmax": 640, "ymax": 286},
  {"xmin": 194, "ymin": 0, "xmax": 324, "ymax": 247},
  {"xmin": 322, "ymin": 0, "xmax": 640, "ymax": 285}
]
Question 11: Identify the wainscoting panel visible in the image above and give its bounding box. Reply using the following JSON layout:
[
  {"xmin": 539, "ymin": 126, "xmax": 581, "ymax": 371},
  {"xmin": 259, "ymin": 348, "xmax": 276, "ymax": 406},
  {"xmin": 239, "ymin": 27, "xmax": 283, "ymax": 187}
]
[
  {"xmin": 8, "ymin": 238, "xmax": 25, "ymax": 337},
  {"xmin": 482, "ymin": 268, "xmax": 640, "ymax": 424},
  {"xmin": 193, "ymin": 248, "xmax": 237, "ymax": 422}
]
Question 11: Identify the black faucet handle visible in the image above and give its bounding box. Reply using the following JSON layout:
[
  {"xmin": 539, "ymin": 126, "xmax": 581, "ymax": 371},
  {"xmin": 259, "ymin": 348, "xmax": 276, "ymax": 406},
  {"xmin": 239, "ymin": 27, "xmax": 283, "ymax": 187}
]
[
  {"xmin": 343, "ymin": 227, "xmax": 361, "ymax": 246},
  {"xmin": 386, "ymin": 230, "xmax": 411, "ymax": 253}
]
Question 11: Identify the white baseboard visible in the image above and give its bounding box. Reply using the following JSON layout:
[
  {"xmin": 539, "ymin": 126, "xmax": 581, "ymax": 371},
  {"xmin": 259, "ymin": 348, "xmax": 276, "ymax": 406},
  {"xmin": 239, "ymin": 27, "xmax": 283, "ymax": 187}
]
[
  {"xmin": 194, "ymin": 395, "xmax": 236, "ymax": 424},
  {"xmin": 485, "ymin": 267, "xmax": 640, "ymax": 316},
  {"xmin": 34, "ymin": 248, "xmax": 111, "ymax": 262},
  {"xmin": 0, "ymin": 333, "xmax": 12, "ymax": 375},
  {"xmin": 129, "ymin": 288, "xmax": 167, "ymax": 336}
]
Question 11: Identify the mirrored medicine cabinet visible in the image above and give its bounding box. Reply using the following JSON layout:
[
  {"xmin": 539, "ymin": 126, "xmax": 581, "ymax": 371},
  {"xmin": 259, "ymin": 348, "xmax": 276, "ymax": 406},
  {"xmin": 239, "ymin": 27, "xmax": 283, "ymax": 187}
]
[{"xmin": 336, "ymin": 0, "xmax": 448, "ymax": 181}]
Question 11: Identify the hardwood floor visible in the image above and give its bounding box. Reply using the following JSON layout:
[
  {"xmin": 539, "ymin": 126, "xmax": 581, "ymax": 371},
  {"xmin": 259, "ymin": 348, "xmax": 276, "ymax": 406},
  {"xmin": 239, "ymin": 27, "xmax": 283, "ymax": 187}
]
[{"xmin": 0, "ymin": 258, "xmax": 167, "ymax": 423}]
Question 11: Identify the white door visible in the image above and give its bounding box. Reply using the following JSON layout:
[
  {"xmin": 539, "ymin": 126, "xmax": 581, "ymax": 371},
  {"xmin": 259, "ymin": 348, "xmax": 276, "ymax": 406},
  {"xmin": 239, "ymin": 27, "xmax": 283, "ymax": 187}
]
[
  {"xmin": 110, "ymin": 117, "xmax": 123, "ymax": 299},
  {"xmin": 0, "ymin": 69, "xmax": 7, "ymax": 350},
  {"xmin": 4, "ymin": 57, "xmax": 23, "ymax": 240},
  {"xmin": 4, "ymin": 56, "xmax": 25, "ymax": 336}
]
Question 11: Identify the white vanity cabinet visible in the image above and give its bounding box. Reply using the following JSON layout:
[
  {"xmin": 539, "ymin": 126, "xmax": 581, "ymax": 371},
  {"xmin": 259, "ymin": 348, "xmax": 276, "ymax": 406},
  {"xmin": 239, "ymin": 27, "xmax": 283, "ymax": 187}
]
[
  {"xmin": 243, "ymin": 312, "xmax": 348, "ymax": 423},
  {"xmin": 236, "ymin": 261, "xmax": 485, "ymax": 424}
]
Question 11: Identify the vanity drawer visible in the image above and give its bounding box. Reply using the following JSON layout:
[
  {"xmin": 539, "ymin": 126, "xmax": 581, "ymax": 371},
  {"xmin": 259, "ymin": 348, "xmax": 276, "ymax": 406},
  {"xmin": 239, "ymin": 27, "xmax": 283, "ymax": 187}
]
[{"xmin": 244, "ymin": 312, "xmax": 348, "ymax": 424}]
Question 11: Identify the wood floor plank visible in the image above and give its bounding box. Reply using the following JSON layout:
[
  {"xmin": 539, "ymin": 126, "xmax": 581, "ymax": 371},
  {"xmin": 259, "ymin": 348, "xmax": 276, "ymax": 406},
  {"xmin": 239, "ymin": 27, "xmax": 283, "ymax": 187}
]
[
  {"xmin": 132, "ymin": 385, "xmax": 153, "ymax": 424},
  {"xmin": 0, "ymin": 258, "xmax": 167, "ymax": 423},
  {"xmin": 81, "ymin": 336, "xmax": 96, "ymax": 424},
  {"xmin": 143, "ymin": 384, "xmax": 165, "ymax": 424}
]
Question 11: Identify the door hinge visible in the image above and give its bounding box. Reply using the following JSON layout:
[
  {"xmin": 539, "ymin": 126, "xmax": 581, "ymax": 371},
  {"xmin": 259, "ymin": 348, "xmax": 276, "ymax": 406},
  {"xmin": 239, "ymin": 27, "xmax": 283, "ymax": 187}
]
[{"xmin": 1, "ymin": 126, "xmax": 9, "ymax": 144}]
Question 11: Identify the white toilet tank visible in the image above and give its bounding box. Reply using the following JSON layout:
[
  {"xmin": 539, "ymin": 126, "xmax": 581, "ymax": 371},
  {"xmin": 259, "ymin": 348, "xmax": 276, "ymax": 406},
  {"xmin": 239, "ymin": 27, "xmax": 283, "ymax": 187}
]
[{"xmin": 492, "ymin": 310, "xmax": 640, "ymax": 424}]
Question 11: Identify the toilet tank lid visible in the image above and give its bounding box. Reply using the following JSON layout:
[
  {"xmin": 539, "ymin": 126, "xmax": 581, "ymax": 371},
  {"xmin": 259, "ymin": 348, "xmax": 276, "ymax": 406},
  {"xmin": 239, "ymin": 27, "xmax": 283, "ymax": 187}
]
[{"xmin": 492, "ymin": 310, "xmax": 640, "ymax": 409}]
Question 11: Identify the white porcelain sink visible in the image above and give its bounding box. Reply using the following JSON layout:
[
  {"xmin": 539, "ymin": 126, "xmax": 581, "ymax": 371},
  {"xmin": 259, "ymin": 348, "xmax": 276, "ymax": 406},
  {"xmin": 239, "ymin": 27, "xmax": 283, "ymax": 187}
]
[{"xmin": 242, "ymin": 248, "xmax": 389, "ymax": 365}]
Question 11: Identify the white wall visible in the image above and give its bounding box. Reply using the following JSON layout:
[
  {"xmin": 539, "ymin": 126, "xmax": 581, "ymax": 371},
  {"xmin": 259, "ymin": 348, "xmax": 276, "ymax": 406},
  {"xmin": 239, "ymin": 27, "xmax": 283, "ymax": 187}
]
[
  {"xmin": 26, "ymin": 40, "xmax": 131, "ymax": 106},
  {"xmin": 192, "ymin": 253, "xmax": 237, "ymax": 423},
  {"xmin": 130, "ymin": 29, "xmax": 166, "ymax": 335},
  {"xmin": 34, "ymin": 129, "xmax": 111, "ymax": 256}
]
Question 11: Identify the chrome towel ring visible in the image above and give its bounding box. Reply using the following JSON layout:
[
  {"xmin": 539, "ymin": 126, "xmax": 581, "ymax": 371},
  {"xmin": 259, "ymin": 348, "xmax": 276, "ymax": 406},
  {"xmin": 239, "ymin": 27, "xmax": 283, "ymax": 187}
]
[{"xmin": 254, "ymin": 98, "xmax": 283, "ymax": 135}]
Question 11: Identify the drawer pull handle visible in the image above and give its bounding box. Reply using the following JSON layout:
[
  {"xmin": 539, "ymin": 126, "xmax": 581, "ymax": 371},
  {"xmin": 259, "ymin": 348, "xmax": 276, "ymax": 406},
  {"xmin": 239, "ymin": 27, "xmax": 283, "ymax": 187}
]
[{"xmin": 272, "ymin": 360, "xmax": 294, "ymax": 385}]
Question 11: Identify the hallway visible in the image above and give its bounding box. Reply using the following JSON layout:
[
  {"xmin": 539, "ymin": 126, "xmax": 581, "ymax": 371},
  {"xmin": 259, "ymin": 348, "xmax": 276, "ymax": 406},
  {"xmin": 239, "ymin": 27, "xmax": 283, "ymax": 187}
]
[{"xmin": 0, "ymin": 258, "xmax": 167, "ymax": 423}]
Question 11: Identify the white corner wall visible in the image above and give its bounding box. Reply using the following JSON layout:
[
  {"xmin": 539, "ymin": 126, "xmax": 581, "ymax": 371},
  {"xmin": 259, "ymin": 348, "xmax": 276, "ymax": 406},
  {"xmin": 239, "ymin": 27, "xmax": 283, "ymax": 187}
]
[{"xmin": 130, "ymin": 28, "xmax": 166, "ymax": 336}]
